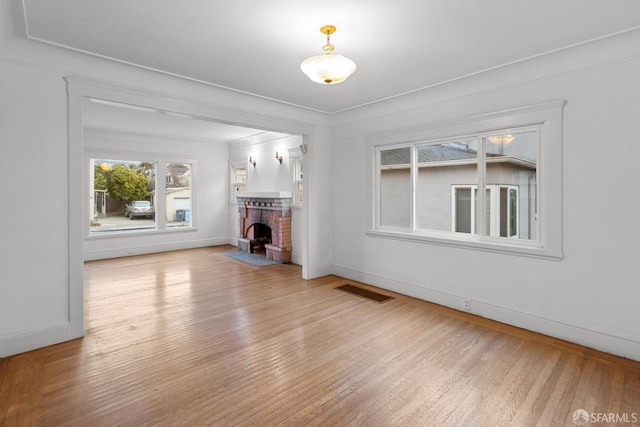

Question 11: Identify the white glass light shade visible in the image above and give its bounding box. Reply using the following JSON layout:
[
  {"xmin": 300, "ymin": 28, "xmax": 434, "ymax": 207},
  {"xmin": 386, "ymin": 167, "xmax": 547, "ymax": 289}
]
[
  {"xmin": 300, "ymin": 53, "xmax": 357, "ymax": 85},
  {"xmin": 488, "ymin": 134, "xmax": 515, "ymax": 144}
]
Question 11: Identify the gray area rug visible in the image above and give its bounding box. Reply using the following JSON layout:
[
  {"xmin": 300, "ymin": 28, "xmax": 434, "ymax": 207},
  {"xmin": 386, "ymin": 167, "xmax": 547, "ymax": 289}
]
[{"xmin": 225, "ymin": 251, "xmax": 279, "ymax": 267}]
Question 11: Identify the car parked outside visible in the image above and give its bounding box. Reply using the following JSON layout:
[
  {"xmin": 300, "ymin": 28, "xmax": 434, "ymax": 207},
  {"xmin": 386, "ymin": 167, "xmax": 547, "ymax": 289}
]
[{"xmin": 125, "ymin": 200, "xmax": 155, "ymax": 220}]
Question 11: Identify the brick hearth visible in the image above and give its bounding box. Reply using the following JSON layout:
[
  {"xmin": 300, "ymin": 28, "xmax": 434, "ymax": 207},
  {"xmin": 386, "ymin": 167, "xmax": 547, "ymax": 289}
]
[{"xmin": 236, "ymin": 192, "xmax": 292, "ymax": 263}]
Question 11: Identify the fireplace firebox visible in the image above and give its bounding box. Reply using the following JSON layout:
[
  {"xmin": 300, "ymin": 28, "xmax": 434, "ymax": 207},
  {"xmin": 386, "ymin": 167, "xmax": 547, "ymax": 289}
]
[{"xmin": 247, "ymin": 223, "xmax": 271, "ymax": 253}]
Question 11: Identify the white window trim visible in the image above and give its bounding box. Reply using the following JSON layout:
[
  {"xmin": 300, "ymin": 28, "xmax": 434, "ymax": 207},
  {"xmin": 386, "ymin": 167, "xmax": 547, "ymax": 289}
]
[
  {"xmin": 289, "ymin": 146, "xmax": 304, "ymax": 208},
  {"xmin": 366, "ymin": 100, "xmax": 565, "ymax": 260},
  {"xmin": 85, "ymin": 148, "xmax": 197, "ymax": 238},
  {"xmin": 228, "ymin": 158, "xmax": 247, "ymax": 204}
]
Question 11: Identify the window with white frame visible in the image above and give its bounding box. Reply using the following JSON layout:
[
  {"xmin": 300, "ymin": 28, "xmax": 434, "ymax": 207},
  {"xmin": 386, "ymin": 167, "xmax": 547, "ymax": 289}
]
[
  {"xmin": 88, "ymin": 156, "xmax": 196, "ymax": 235},
  {"xmin": 369, "ymin": 100, "xmax": 564, "ymax": 259},
  {"xmin": 378, "ymin": 129, "xmax": 537, "ymax": 240},
  {"xmin": 165, "ymin": 162, "xmax": 192, "ymax": 227},
  {"xmin": 294, "ymin": 156, "xmax": 304, "ymax": 205},
  {"xmin": 229, "ymin": 160, "xmax": 247, "ymax": 203},
  {"xmin": 379, "ymin": 146, "xmax": 411, "ymax": 228},
  {"xmin": 289, "ymin": 147, "xmax": 304, "ymax": 206}
]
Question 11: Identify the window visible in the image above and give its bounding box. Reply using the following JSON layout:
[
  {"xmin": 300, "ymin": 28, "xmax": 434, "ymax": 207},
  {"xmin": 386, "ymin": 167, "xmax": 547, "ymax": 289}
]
[
  {"xmin": 289, "ymin": 148, "xmax": 304, "ymax": 206},
  {"xmin": 416, "ymin": 139, "xmax": 477, "ymax": 233},
  {"xmin": 166, "ymin": 163, "xmax": 192, "ymax": 227},
  {"xmin": 379, "ymin": 146, "xmax": 411, "ymax": 228},
  {"xmin": 229, "ymin": 160, "xmax": 247, "ymax": 203},
  {"xmin": 234, "ymin": 167, "xmax": 247, "ymax": 193},
  {"xmin": 89, "ymin": 157, "xmax": 196, "ymax": 235},
  {"xmin": 294, "ymin": 157, "xmax": 304, "ymax": 204},
  {"xmin": 90, "ymin": 158, "xmax": 157, "ymax": 234},
  {"xmin": 378, "ymin": 129, "xmax": 537, "ymax": 240},
  {"xmin": 368, "ymin": 100, "xmax": 564, "ymax": 259}
]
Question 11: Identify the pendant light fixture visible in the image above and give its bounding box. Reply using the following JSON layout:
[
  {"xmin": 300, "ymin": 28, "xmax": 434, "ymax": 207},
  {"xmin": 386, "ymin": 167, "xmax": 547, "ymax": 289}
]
[{"xmin": 300, "ymin": 25, "xmax": 356, "ymax": 85}]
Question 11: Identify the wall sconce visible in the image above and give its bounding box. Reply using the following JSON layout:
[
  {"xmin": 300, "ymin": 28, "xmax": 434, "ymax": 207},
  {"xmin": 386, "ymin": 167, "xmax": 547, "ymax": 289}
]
[
  {"xmin": 248, "ymin": 155, "xmax": 256, "ymax": 167},
  {"xmin": 275, "ymin": 151, "xmax": 283, "ymax": 164}
]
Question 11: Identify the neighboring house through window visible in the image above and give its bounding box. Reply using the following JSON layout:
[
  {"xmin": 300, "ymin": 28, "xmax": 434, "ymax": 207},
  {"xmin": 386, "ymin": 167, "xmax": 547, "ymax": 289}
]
[
  {"xmin": 165, "ymin": 163, "xmax": 192, "ymax": 226},
  {"xmin": 368, "ymin": 101, "xmax": 564, "ymax": 259},
  {"xmin": 378, "ymin": 129, "xmax": 537, "ymax": 239},
  {"xmin": 452, "ymin": 185, "xmax": 520, "ymax": 238}
]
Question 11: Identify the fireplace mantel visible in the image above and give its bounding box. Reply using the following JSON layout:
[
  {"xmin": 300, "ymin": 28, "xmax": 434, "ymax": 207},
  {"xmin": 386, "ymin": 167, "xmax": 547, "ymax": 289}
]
[{"xmin": 237, "ymin": 191, "xmax": 292, "ymax": 199}]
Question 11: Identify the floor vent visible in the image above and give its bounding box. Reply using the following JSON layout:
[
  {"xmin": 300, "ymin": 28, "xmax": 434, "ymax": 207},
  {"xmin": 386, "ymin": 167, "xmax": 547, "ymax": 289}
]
[{"xmin": 335, "ymin": 284, "xmax": 394, "ymax": 304}]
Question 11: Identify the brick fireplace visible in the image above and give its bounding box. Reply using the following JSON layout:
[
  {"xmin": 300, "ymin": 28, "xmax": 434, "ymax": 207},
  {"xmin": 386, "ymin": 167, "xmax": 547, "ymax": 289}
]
[{"xmin": 236, "ymin": 192, "xmax": 292, "ymax": 263}]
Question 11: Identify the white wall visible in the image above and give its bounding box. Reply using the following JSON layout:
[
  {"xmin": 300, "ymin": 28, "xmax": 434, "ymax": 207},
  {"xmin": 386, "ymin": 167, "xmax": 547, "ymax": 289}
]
[
  {"xmin": 0, "ymin": 4, "xmax": 331, "ymax": 356},
  {"xmin": 330, "ymin": 30, "xmax": 640, "ymax": 360}
]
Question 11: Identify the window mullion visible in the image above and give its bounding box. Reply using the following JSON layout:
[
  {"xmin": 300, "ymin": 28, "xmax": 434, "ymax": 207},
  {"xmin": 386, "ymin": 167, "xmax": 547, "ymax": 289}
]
[
  {"xmin": 374, "ymin": 148, "xmax": 381, "ymax": 229},
  {"xmin": 156, "ymin": 161, "xmax": 166, "ymax": 231},
  {"xmin": 411, "ymin": 144, "xmax": 417, "ymax": 232},
  {"xmin": 477, "ymin": 137, "xmax": 486, "ymax": 238}
]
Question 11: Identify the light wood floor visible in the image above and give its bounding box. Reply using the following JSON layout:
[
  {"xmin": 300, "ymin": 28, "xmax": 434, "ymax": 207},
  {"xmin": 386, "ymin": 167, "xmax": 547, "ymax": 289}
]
[{"xmin": 1, "ymin": 246, "xmax": 639, "ymax": 426}]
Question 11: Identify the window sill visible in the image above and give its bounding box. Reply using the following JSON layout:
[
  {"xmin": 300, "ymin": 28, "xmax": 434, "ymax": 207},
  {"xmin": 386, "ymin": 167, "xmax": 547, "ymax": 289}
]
[{"xmin": 366, "ymin": 229, "xmax": 563, "ymax": 261}]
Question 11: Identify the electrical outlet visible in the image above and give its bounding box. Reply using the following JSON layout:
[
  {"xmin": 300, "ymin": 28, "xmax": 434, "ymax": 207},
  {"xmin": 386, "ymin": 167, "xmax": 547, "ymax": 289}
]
[{"xmin": 463, "ymin": 299, "xmax": 471, "ymax": 311}]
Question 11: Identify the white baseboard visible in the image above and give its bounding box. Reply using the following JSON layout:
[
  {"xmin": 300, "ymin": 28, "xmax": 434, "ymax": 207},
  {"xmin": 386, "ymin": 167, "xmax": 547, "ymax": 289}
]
[
  {"xmin": 291, "ymin": 254, "xmax": 303, "ymax": 266},
  {"xmin": 84, "ymin": 238, "xmax": 229, "ymax": 261},
  {"xmin": 0, "ymin": 321, "xmax": 82, "ymax": 358},
  {"xmin": 332, "ymin": 264, "xmax": 640, "ymax": 362},
  {"xmin": 308, "ymin": 265, "xmax": 334, "ymax": 279}
]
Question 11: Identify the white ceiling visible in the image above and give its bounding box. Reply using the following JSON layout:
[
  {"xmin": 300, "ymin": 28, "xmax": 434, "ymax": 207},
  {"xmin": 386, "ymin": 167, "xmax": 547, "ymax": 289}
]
[
  {"xmin": 20, "ymin": 0, "xmax": 640, "ymax": 116},
  {"xmin": 21, "ymin": 0, "xmax": 640, "ymax": 114}
]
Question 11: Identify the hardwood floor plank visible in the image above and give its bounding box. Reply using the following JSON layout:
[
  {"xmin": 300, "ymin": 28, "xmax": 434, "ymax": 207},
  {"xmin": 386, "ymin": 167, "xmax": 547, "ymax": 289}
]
[{"xmin": 1, "ymin": 246, "xmax": 639, "ymax": 426}]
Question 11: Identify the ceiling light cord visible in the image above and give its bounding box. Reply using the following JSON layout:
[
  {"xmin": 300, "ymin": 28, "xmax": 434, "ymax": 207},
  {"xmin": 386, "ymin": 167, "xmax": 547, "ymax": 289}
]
[{"xmin": 323, "ymin": 30, "xmax": 334, "ymax": 54}]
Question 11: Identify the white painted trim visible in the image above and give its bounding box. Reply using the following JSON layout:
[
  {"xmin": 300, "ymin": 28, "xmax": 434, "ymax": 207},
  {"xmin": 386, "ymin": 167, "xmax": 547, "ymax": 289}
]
[
  {"xmin": 238, "ymin": 191, "xmax": 292, "ymax": 199},
  {"xmin": 300, "ymin": 134, "xmax": 312, "ymax": 280},
  {"xmin": 84, "ymin": 127, "xmax": 223, "ymax": 147},
  {"xmin": 332, "ymin": 264, "xmax": 640, "ymax": 361},
  {"xmin": 366, "ymin": 100, "xmax": 564, "ymax": 145},
  {"xmin": 365, "ymin": 229, "xmax": 561, "ymax": 260},
  {"xmin": 66, "ymin": 78, "xmax": 86, "ymax": 342},
  {"xmin": 307, "ymin": 265, "xmax": 334, "ymax": 280},
  {"xmin": 226, "ymin": 132, "xmax": 293, "ymax": 148},
  {"xmin": 64, "ymin": 75, "xmax": 316, "ymax": 135},
  {"xmin": 83, "ymin": 238, "xmax": 228, "ymax": 261},
  {"xmin": 0, "ymin": 322, "xmax": 75, "ymax": 358},
  {"xmin": 291, "ymin": 254, "xmax": 303, "ymax": 266},
  {"xmin": 471, "ymin": 300, "xmax": 640, "ymax": 363}
]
